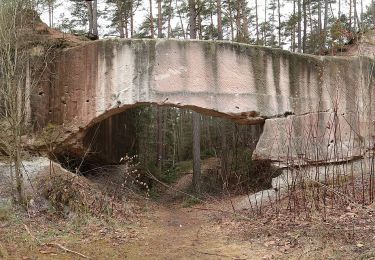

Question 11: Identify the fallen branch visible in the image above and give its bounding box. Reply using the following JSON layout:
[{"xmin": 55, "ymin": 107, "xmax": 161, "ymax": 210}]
[
  {"xmin": 24, "ymin": 224, "xmax": 41, "ymax": 245},
  {"xmin": 197, "ymin": 250, "xmax": 248, "ymax": 259},
  {"xmin": 197, "ymin": 250, "xmax": 232, "ymax": 258},
  {"xmin": 45, "ymin": 242, "xmax": 90, "ymax": 259},
  {"xmin": 24, "ymin": 224, "xmax": 90, "ymax": 259}
]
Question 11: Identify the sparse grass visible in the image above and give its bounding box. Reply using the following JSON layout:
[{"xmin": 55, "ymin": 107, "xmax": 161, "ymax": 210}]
[
  {"xmin": 0, "ymin": 245, "xmax": 5, "ymax": 259},
  {"xmin": 359, "ymin": 250, "xmax": 375, "ymax": 260},
  {"xmin": 148, "ymin": 187, "xmax": 161, "ymax": 199},
  {"xmin": 36, "ymin": 165, "xmax": 117, "ymax": 218},
  {"xmin": 158, "ymin": 160, "xmax": 193, "ymax": 185},
  {"xmin": 160, "ymin": 168, "xmax": 179, "ymax": 184},
  {"xmin": 0, "ymin": 200, "xmax": 12, "ymax": 221},
  {"xmin": 182, "ymin": 196, "xmax": 201, "ymax": 208},
  {"xmin": 174, "ymin": 160, "xmax": 193, "ymax": 174}
]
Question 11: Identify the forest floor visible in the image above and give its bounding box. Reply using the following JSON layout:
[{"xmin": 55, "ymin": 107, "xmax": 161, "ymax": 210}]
[{"xmin": 1, "ymin": 159, "xmax": 375, "ymax": 259}]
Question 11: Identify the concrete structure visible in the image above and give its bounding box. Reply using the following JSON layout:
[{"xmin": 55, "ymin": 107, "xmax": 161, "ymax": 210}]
[{"xmin": 31, "ymin": 39, "xmax": 375, "ymax": 166}]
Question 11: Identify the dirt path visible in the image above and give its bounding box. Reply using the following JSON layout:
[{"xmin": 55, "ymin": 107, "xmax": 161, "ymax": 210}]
[
  {"xmin": 120, "ymin": 164, "xmax": 277, "ymax": 259},
  {"xmin": 123, "ymin": 204, "xmax": 270, "ymax": 259}
]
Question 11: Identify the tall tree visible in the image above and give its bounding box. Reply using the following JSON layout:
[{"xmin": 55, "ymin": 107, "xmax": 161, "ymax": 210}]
[
  {"xmin": 264, "ymin": 0, "xmax": 267, "ymax": 45},
  {"xmin": 292, "ymin": 0, "xmax": 296, "ymax": 51},
  {"xmin": 302, "ymin": 0, "xmax": 307, "ymax": 52},
  {"xmin": 158, "ymin": 0, "xmax": 163, "ymax": 37},
  {"xmin": 297, "ymin": 0, "xmax": 302, "ymax": 52},
  {"xmin": 156, "ymin": 107, "xmax": 163, "ymax": 172},
  {"xmin": 149, "ymin": 0, "xmax": 155, "ymax": 38},
  {"xmin": 189, "ymin": 0, "xmax": 197, "ymax": 39},
  {"xmin": 85, "ymin": 0, "xmax": 98, "ymax": 38},
  {"xmin": 241, "ymin": 0, "xmax": 249, "ymax": 41},
  {"xmin": 192, "ymin": 111, "xmax": 201, "ymax": 193},
  {"xmin": 277, "ymin": 0, "xmax": 281, "ymax": 46},
  {"xmin": 323, "ymin": 0, "xmax": 329, "ymax": 50},
  {"xmin": 255, "ymin": 0, "xmax": 259, "ymax": 43},
  {"xmin": 189, "ymin": 0, "xmax": 201, "ymax": 193},
  {"xmin": 217, "ymin": 0, "xmax": 223, "ymax": 40},
  {"xmin": 166, "ymin": 0, "xmax": 173, "ymax": 37},
  {"xmin": 44, "ymin": 0, "xmax": 57, "ymax": 28},
  {"xmin": 236, "ymin": 0, "xmax": 242, "ymax": 41},
  {"xmin": 227, "ymin": 0, "xmax": 235, "ymax": 40}
]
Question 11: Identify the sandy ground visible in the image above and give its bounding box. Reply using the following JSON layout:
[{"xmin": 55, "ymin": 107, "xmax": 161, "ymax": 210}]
[{"xmin": 1, "ymin": 158, "xmax": 375, "ymax": 259}]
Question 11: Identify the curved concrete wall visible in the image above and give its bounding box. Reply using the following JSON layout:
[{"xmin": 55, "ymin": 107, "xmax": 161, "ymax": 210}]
[{"xmin": 31, "ymin": 39, "xmax": 375, "ymax": 165}]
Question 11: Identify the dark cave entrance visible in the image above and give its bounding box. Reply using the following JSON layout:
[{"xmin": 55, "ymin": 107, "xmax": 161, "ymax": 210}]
[{"xmin": 58, "ymin": 104, "xmax": 279, "ymax": 195}]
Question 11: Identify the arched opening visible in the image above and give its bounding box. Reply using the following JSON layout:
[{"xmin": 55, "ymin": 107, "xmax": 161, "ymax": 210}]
[{"xmin": 55, "ymin": 104, "xmax": 281, "ymax": 197}]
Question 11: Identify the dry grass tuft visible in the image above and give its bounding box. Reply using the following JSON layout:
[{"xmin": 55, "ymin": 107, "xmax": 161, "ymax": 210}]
[{"xmin": 35, "ymin": 164, "xmax": 120, "ymax": 218}]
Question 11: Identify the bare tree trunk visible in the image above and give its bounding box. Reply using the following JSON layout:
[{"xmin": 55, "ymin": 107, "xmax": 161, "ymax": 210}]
[
  {"xmin": 149, "ymin": 0, "xmax": 155, "ymax": 38},
  {"xmin": 92, "ymin": 0, "xmax": 98, "ymax": 37},
  {"xmin": 349, "ymin": 0, "xmax": 352, "ymax": 31},
  {"xmin": 0, "ymin": 2, "xmax": 45, "ymax": 203},
  {"xmin": 189, "ymin": 0, "xmax": 196, "ymax": 39},
  {"xmin": 277, "ymin": 0, "xmax": 281, "ymax": 46},
  {"xmin": 48, "ymin": 1, "xmax": 54, "ymax": 28},
  {"xmin": 198, "ymin": 11, "xmax": 203, "ymax": 39},
  {"xmin": 189, "ymin": 0, "xmax": 200, "ymax": 192},
  {"xmin": 217, "ymin": 0, "xmax": 223, "ymax": 40},
  {"xmin": 356, "ymin": 6, "xmax": 361, "ymax": 33},
  {"xmin": 130, "ymin": 2, "xmax": 134, "ymax": 38},
  {"xmin": 255, "ymin": 0, "xmax": 259, "ymax": 43},
  {"xmin": 360, "ymin": 0, "xmax": 363, "ymax": 28},
  {"xmin": 85, "ymin": 1, "xmax": 93, "ymax": 34},
  {"xmin": 297, "ymin": 0, "xmax": 302, "ymax": 52},
  {"xmin": 264, "ymin": 0, "xmax": 267, "ymax": 45},
  {"xmin": 308, "ymin": 0, "xmax": 313, "ymax": 34},
  {"xmin": 192, "ymin": 112, "xmax": 201, "ymax": 194},
  {"xmin": 241, "ymin": 0, "xmax": 249, "ymax": 41},
  {"xmin": 125, "ymin": 13, "xmax": 128, "ymax": 38},
  {"xmin": 167, "ymin": 0, "xmax": 173, "ymax": 37},
  {"xmin": 158, "ymin": 0, "xmax": 163, "ymax": 38},
  {"xmin": 156, "ymin": 107, "xmax": 163, "ymax": 173},
  {"xmin": 318, "ymin": 0, "xmax": 321, "ymax": 34},
  {"xmin": 210, "ymin": 11, "xmax": 214, "ymax": 39},
  {"xmin": 228, "ymin": 0, "xmax": 235, "ymax": 40},
  {"xmin": 14, "ymin": 129, "xmax": 23, "ymax": 202},
  {"xmin": 302, "ymin": 0, "xmax": 307, "ymax": 52},
  {"xmin": 292, "ymin": 0, "xmax": 296, "ymax": 51},
  {"xmin": 176, "ymin": 0, "xmax": 185, "ymax": 38},
  {"xmin": 118, "ymin": 7, "xmax": 125, "ymax": 38},
  {"xmin": 353, "ymin": 0, "xmax": 357, "ymax": 31},
  {"xmin": 221, "ymin": 129, "xmax": 228, "ymax": 189},
  {"xmin": 236, "ymin": 0, "xmax": 242, "ymax": 41},
  {"xmin": 323, "ymin": 0, "xmax": 328, "ymax": 50}
]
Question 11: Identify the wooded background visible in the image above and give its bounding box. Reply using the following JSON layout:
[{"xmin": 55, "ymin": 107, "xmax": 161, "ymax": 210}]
[{"xmin": 39, "ymin": 0, "xmax": 375, "ymax": 54}]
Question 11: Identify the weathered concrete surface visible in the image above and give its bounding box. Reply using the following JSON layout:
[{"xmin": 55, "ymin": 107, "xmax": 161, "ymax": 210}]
[
  {"xmin": 253, "ymin": 112, "xmax": 369, "ymax": 164},
  {"xmin": 30, "ymin": 39, "xmax": 375, "ymax": 165}
]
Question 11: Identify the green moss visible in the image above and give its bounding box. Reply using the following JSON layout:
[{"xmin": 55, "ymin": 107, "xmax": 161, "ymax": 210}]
[
  {"xmin": 250, "ymin": 48, "xmax": 266, "ymax": 93},
  {"xmin": 271, "ymin": 52, "xmax": 281, "ymax": 95},
  {"xmin": 288, "ymin": 54, "xmax": 301, "ymax": 98},
  {"xmin": 182, "ymin": 196, "xmax": 201, "ymax": 208}
]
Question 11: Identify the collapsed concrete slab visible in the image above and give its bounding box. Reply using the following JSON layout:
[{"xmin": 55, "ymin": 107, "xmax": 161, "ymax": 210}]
[
  {"xmin": 29, "ymin": 39, "xmax": 375, "ymax": 166},
  {"xmin": 253, "ymin": 112, "xmax": 368, "ymax": 165}
]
